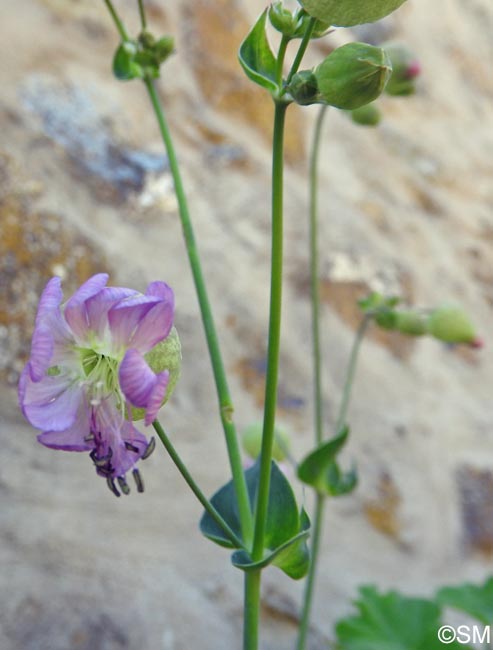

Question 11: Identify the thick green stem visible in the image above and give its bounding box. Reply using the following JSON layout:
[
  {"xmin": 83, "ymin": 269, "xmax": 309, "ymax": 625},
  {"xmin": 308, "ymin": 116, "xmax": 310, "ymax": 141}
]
[
  {"xmin": 144, "ymin": 79, "xmax": 253, "ymax": 545},
  {"xmin": 296, "ymin": 494, "xmax": 325, "ymax": 650},
  {"xmin": 243, "ymin": 570, "xmax": 261, "ymax": 650},
  {"xmin": 286, "ymin": 17, "xmax": 316, "ymax": 85},
  {"xmin": 103, "ymin": 0, "xmax": 129, "ymax": 41},
  {"xmin": 251, "ymin": 101, "xmax": 288, "ymax": 563},
  {"xmin": 152, "ymin": 420, "xmax": 244, "ymax": 549}
]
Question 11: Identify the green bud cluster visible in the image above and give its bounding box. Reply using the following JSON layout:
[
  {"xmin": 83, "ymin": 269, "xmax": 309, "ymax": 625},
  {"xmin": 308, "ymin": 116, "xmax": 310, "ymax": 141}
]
[
  {"xmin": 268, "ymin": 2, "xmax": 330, "ymax": 40},
  {"xmin": 113, "ymin": 32, "xmax": 175, "ymax": 82}
]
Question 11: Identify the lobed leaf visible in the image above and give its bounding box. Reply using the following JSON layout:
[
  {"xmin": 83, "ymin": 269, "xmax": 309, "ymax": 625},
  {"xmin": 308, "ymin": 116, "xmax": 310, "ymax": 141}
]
[
  {"xmin": 437, "ymin": 578, "xmax": 493, "ymax": 626},
  {"xmin": 336, "ymin": 585, "xmax": 471, "ymax": 650}
]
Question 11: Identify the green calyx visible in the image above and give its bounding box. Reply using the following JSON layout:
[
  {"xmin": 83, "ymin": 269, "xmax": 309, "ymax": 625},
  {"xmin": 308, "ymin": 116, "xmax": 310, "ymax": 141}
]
[
  {"xmin": 315, "ymin": 42, "xmax": 392, "ymax": 110},
  {"xmin": 287, "ymin": 70, "xmax": 320, "ymax": 105},
  {"xmin": 427, "ymin": 306, "xmax": 478, "ymax": 345},
  {"xmin": 130, "ymin": 326, "xmax": 182, "ymax": 420},
  {"xmin": 268, "ymin": 2, "xmax": 331, "ymax": 39}
]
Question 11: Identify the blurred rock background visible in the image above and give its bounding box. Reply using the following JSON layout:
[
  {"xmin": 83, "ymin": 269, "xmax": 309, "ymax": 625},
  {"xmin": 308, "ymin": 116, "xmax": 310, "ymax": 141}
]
[{"xmin": 0, "ymin": 0, "xmax": 492, "ymax": 648}]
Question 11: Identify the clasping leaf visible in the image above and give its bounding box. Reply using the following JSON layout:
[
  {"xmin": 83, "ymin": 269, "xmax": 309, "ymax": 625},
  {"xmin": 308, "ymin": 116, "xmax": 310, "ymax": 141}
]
[{"xmin": 238, "ymin": 9, "xmax": 279, "ymax": 94}]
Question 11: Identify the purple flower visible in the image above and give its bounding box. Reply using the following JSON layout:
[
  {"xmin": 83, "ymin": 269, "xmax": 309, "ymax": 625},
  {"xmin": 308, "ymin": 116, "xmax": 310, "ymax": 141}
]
[{"xmin": 18, "ymin": 273, "xmax": 175, "ymax": 496}]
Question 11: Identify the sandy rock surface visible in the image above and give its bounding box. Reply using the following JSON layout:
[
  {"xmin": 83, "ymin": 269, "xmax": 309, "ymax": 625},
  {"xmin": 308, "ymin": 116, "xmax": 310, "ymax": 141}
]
[{"xmin": 1, "ymin": 0, "xmax": 492, "ymax": 648}]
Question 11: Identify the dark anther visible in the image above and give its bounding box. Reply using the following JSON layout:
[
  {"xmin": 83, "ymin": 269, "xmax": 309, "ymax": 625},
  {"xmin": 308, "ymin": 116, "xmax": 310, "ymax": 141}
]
[
  {"xmin": 117, "ymin": 476, "xmax": 130, "ymax": 495},
  {"xmin": 141, "ymin": 437, "xmax": 156, "ymax": 460},
  {"xmin": 106, "ymin": 477, "xmax": 120, "ymax": 497},
  {"xmin": 90, "ymin": 447, "xmax": 113, "ymax": 468},
  {"xmin": 124, "ymin": 441, "xmax": 140, "ymax": 453},
  {"xmin": 132, "ymin": 468, "xmax": 144, "ymax": 493}
]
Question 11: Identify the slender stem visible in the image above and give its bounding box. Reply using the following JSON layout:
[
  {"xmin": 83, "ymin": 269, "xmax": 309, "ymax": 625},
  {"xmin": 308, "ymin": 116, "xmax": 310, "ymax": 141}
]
[
  {"xmin": 137, "ymin": 0, "xmax": 147, "ymax": 29},
  {"xmin": 152, "ymin": 420, "xmax": 244, "ymax": 550},
  {"xmin": 296, "ymin": 494, "xmax": 324, "ymax": 650},
  {"xmin": 335, "ymin": 315, "xmax": 371, "ymax": 433},
  {"xmin": 103, "ymin": 0, "xmax": 129, "ymax": 41},
  {"xmin": 251, "ymin": 101, "xmax": 288, "ymax": 563},
  {"xmin": 243, "ymin": 570, "xmax": 261, "ymax": 650},
  {"xmin": 309, "ymin": 105, "xmax": 328, "ymax": 446},
  {"xmin": 286, "ymin": 17, "xmax": 316, "ymax": 85},
  {"xmin": 275, "ymin": 35, "xmax": 290, "ymax": 89},
  {"xmin": 144, "ymin": 79, "xmax": 253, "ymax": 545},
  {"xmin": 296, "ymin": 103, "xmax": 327, "ymax": 650}
]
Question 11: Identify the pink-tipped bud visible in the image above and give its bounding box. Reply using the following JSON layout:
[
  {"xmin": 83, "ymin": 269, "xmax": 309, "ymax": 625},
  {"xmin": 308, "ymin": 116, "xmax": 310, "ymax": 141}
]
[
  {"xmin": 470, "ymin": 337, "xmax": 484, "ymax": 350},
  {"xmin": 405, "ymin": 60, "xmax": 422, "ymax": 79}
]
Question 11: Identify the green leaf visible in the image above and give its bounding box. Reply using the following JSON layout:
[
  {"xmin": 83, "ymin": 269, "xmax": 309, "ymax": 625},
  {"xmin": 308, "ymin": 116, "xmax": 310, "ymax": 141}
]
[
  {"xmin": 112, "ymin": 42, "xmax": 144, "ymax": 81},
  {"xmin": 200, "ymin": 461, "xmax": 310, "ymax": 578},
  {"xmin": 437, "ymin": 578, "xmax": 493, "ymax": 626},
  {"xmin": 238, "ymin": 9, "xmax": 278, "ymax": 93},
  {"xmin": 336, "ymin": 585, "xmax": 472, "ymax": 650},
  {"xmin": 298, "ymin": 426, "xmax": 356, "ymax": 496},
  {"xmin": 299, "ymin": 0, "xmax": 408, "ymax": 27},
  {"xmin": 232, "ymin": 510, "xmax": 310, "ymax": 579}
]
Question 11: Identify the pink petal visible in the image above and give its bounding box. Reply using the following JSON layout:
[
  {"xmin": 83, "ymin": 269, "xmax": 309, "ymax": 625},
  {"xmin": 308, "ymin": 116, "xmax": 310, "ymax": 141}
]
[
  {"xmin": 144, "ymin": 371, "xmax": 169, "ymax": 425},
  {"xmin": 130, "ymin": 300, "xmax": 174, "ymax": 353},
  {"xmin": 92, "ymin": 398, "xmax": 148, "ymax": 477},
  {"xmin": 108, "ymin": 295, "xmax": 161, "ymax": 349},
  {"xmin": 64, "ymin": 273, "xmax": 109, "ymax": 340},
  {"xmin": 118, "ymin": 349, "xmax": 159, "ymax": 407},
  {"xmin": 146, "ymin": 281, "xmax": 174, "ymax": 302},
  {"xmin": 38, "ymin": 402, "xmax": 92, "ymax": 451},
  {"xmin": 35, "ymin": 277, "xmax": 63, "ymax": 327},
  {"xmin": 29, "ymin": 323, "xmax": 54, "ymax": 382},
  {"xmin": 19, "ymin": 366, "xmax": 83, "ymax": 432},
  {"xmin": 85, "ymin": 287, "xmax": 137, "ymax": 338}
]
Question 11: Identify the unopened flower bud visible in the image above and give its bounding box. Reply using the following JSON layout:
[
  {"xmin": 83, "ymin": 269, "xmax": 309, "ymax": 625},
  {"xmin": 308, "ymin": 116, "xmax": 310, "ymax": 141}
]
[
  {"xmin": 383, "ymin": 42, "xmax": 421, "ymax": 96},
  {"xmin": 269, "ymin": 2, "xmax": 297, "ymax": 37},
  {"xmin": 427, "ymin": 305, "xmax": 479, "ymax": 346},
  {"xmin": 287, "ymin": 70, "xmax": 320, "ymax": 105},
  {"xmin": 350, "ymin": 102, "xmax": 382, "ymax": 126},
  {"xmin": 314, "ymin": 42, "xmax": 392, "ymax": 110},
  {"xmin": 138, "ymin": 30, "xmax": 156, "ymax": 49},
  {"xmin": 293, "ymin": 13, "xmax": 331, "ymax": 39},
  {"xmin": 242, "ymin": 422, "xmax": 291, "ymax": 462},
  {"xmin": 154, "ymin": 36, "xmax": 175, "ymax": 63}
]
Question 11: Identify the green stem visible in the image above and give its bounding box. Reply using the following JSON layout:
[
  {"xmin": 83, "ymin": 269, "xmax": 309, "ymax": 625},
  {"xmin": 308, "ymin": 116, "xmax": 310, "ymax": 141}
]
[
  {"xmin": 143, "ymin": 79, "xmax": 253, "ymax": 545},
  {"xmin": 296, "ymin": 104, "xmax": 327, "ymax": 650},
  {"xmin": 137, "ymin": 0, "xmax": 147, "ymax": 29},
  {"xmin": 243, "ymin": 570, "xmax": 261, "ymax": 650},
  {"xmin": 103, "ymin": 0, "xmax": 129, "ymax": 41},
  {"xmin": 251, "ymin": 101, "xmax": 288, "ymax": 563},
  {"xmin": 335, "ymin": 315, "xmax": 370, "ymax": 433},
  {"xmin": 296, "ymin": 494, "xmax": 324, "ymax": 650},
  {"xmin": 286, "ymin": 17, "xmax": 316, "ymax": 85},
  {"xmin": 309, "ymin": 105, "xmax": 328, "ymax": 446},
  {"xmin": 276, "ymin": 35, "xmax": 290, "ymax": 89},
  {"xmin": 152, "ymin": 420, "xmax": 244, "ymax": 549}
]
